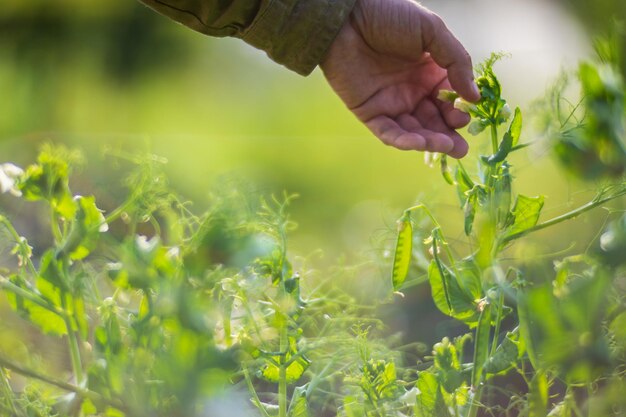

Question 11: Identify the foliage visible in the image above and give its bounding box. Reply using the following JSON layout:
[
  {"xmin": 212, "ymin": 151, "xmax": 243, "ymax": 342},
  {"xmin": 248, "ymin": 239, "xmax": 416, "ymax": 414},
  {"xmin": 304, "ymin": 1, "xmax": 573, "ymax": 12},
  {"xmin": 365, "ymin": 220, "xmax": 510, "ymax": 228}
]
[
  {"xmin": 390, "ymin": 52, "xmax": 626, "ymax": 417},
  {"xmin": 1, "ymin": 48, "xmax": 626, "ymax": 417}
]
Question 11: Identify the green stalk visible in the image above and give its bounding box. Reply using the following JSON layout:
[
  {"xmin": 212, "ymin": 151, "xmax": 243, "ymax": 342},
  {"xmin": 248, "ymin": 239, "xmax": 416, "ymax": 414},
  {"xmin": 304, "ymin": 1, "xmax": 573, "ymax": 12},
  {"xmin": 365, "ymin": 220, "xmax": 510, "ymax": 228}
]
[
  {"xmin": 0, "ymin": 353, "xmax": 124, "ymax": 411},
  {"xmin": 490, "ymin": 124, "xmax": 499, "ymax": 155},
  {"xmin": 0, "ymin": 216, "xmax": 38, "ymax": 277},
  {"xmin": 0, "ymin": 367, "xmax": 19, "ymax": 417},
  {"xmin": 278, "ymin": 309, "xmax": 288, "ymax": 417},
  {"xmin": 0, "ymin": 276, "xmax": 66, "ymax": 317},
  {"xmin": 490, "ymin": 290, "xmax": 505, "ymax": 356},
  {"xmin": 502, "ymin": 185, "xmax": 626, "ymax": 244},
  {"xmin": 243, "ymin": 366, "xmax": 272, "ymax": 417},
  {"xmin": 62, "ymin": 296, "xmax": 84, "ymax": 386}
]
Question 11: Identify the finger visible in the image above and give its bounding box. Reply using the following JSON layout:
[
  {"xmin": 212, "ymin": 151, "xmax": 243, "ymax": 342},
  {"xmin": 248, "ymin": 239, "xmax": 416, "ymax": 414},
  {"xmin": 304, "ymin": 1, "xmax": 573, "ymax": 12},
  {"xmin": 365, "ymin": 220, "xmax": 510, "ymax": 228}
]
[
  {"xmin": 413, "ymin": 101, "xmax": 469, "ymax": 158},
  {"xmin": 396, "ymin": 114, "xmax": 456, "ymax": 154},
  {"xmin": 366, "ymin": 115, "xmax": 429, "ymax": 151},
  {"xmin": 422, "ymin": 12, "xmax": 480, "ymax": 102}
]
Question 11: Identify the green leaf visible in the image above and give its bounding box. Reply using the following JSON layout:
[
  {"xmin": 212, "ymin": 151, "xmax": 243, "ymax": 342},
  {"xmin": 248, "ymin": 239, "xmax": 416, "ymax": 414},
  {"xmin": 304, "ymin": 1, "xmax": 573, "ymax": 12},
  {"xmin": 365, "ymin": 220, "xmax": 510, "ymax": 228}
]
[
  {"xmin": 483, "ymin": 107, "xmax": 522, "ymax": 165},
  {"xmin": 463, "ymin": 190, "xmax": 478, "ymax": 236},
  {"xmin": 260, "ymin": 355, "xmax": 310, "ymax": 384},
  {"xmin": 484, "ymin": 331, "xmax": 521, "ymax": 375},
  {"xmin": 505, "ymin": 194, "xmax": 544, "ymax": 238},
  {"xmin": 428, "ymin": 250, "xmax": 482, "ymax": 326},
  {"xmin": 288, "ymin": 386, "xmax": 309, "ymax": 417},
  {"xmin": 391, "ymin": 211, "xmax": 412, "ymax": 291},
  {"xmin": 494, "ymin": 163, "xmax": 512, "ymax": 228},
  {"xmin": 471, "ymin": 303, "xmax": 492, "ymax": 387},
  {"xmin": 414, "ymin": 371, "xmax": 451, "ymax": 417},
  {"xmin": 433, "ymin": 338, "xmax": 464, "ymax": 393},
  {"xmin": 57, "ymin": 195, "xmax": 107, "ymax": 260},
  {"xmin": 517, "ymin": 273, "xmax": 611, "ymax": 384},
  {"xmin": 509, "ymin": 107, "xmax": 523, "ymax": 147},
  {"xmin": 5, "ymin": 275, "xmax": 67, "ymax": 336},
  {"xmin": 454, "ymin": 167, "xmax": 475, "ymax": 208},
  {"xmin": 343, "ymin": 396, "xmax": 365, "ymax": 417}
]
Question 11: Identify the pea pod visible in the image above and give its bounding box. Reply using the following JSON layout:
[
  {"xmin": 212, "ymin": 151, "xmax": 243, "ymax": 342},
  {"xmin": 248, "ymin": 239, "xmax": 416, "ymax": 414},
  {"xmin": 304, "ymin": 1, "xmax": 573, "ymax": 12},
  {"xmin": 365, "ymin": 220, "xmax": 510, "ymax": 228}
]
[
  {"xmin": 440, "ymin": 155, "xmax": 454, "ymax": 185},
  {"xmin": 391, "ymin": 211, "xmax": 412, "ymax": 291}
]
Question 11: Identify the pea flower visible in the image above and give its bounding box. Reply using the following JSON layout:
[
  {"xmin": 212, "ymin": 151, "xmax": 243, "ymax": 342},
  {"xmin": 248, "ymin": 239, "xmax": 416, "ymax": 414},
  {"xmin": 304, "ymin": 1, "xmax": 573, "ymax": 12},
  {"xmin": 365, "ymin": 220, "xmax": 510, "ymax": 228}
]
[
  {"xmin": 0, "ymin": 163, "xmax": 24, "ymax": 197},
  {"xmin": 453, "ymin": 98, "xmax": 478, "ymax": 114}
]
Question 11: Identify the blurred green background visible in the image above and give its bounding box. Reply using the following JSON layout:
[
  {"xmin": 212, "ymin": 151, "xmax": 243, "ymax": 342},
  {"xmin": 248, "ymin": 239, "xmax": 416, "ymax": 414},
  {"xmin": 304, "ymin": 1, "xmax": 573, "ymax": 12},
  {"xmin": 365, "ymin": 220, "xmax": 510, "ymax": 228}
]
[{"xmin": 0, "ymin": 0, "xmax": 623, "ymax": 260}]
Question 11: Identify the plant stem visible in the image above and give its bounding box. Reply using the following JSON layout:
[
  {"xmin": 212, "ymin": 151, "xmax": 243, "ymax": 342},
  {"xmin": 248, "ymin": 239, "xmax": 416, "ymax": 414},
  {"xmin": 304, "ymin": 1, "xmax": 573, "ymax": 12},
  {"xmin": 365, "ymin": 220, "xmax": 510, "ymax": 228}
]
[
  {"xmin": 0, "ymin": 367, "xmax": 19, "ymax": 417},
  {"xmin": 64, "ymin": 314, "xmax": 84, "ymax": 386},
  {"xmin": 0, "ymin": 276, "xmax": 66, "ymax": 317},
  {"xmin": 277, "ymin": 308, "xmax": 288, "ymax": 417},
  {"xmin": 502, "ymin": 185, "xmax": 626, "ymax": 244},
  {"xmin": 490, "ymin": 290, "xmax": 505, "ymax": 356},
  {"xmin": 490, "ymin": 124, "xmax": 499, "ymax": 154},
  {"xmin": 0, "ymin": 352, "xmax": 124, "ymax": 411},
  {"xmin": 243, "ymin": 366, "xmax": 272, "ymax": 417},
  {"xmin": 467, "ymin": 385, "xmax": 483, "ymax": 417},
  {"xmin": 0, "ymin": 216, "xmax": 38, "ymax": 277}
]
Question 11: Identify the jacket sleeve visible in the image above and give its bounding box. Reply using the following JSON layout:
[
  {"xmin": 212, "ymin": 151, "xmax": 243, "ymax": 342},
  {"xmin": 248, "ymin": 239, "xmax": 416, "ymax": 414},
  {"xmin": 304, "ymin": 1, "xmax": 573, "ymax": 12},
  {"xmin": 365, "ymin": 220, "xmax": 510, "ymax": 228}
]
[{"xmin": 138, "ymin": 0, "xmax": 356, "ymax": 75}]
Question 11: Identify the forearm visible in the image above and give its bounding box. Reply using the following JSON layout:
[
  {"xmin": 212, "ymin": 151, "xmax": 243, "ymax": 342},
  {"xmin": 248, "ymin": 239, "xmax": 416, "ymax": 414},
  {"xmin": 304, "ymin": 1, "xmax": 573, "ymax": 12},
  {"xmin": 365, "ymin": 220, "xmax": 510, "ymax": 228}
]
[{"xmin": 138, "ymin": 0, "xmax": 357, "ymax": 75}]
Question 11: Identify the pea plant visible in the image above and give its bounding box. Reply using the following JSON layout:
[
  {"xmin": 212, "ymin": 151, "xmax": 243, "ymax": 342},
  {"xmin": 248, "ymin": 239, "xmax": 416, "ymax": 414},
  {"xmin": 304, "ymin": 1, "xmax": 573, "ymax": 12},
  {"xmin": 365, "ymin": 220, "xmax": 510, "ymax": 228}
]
[
  {"xmin": 0, "ymin": 48, "xmax": 625, "ymax": 417},
  {"xmin": 0, "ymin": 145, "xmax": 409, "ymax": 417},
  {"xmin": 390, "ymin": 52, "xmax": 626, "ymax": 417}
]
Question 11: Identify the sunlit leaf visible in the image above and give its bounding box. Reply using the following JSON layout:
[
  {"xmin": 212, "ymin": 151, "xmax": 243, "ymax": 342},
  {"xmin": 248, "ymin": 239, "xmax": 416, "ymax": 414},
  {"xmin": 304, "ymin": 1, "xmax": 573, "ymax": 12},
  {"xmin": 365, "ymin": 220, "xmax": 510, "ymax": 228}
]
[
  {"xmin": 504, "ymin": 194, "xmax": 544, "ymax": 238},
  {"xmin": 484, "ymin": 331, "xmax": 521, "ymax": 375},
  {"xmin": 428, "ymin": 261, "xmax": 479, "ymax": 326}
]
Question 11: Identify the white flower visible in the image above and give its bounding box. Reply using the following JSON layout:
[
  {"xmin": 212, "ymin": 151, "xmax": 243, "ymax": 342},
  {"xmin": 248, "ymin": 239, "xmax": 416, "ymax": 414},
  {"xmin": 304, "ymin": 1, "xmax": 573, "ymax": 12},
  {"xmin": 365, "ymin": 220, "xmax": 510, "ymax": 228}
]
[
  {"xmin": 437, "ymin": 89, "xmax": 459, "ymax": 103},
  {"xmin": 468, "ymin": 120, "xmax": 487, "ymax": 136},
  {"xmin": 0, "ymin": 163, "xmax": 23, "ymax": 197},
  {"xmin": 498, "ymin": 103, "xmax": 512, "ymax": 122},
  {"xmin": 453, "ymin": 98, "xmax": 478, "ymax": 114}
]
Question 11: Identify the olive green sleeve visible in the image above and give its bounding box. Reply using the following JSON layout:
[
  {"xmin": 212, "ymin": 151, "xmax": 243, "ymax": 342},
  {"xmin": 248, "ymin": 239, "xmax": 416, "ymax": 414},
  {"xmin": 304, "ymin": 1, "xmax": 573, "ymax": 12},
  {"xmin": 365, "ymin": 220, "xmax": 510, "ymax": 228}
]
[{"xmin": 138, "ymin": 0, "xmax": 357, "ymax": 75}]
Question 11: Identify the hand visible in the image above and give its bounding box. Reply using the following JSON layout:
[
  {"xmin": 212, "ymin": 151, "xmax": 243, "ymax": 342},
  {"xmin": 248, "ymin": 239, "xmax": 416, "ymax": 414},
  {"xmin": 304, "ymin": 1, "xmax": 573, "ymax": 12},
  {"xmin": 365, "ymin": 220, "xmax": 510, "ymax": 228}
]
[{"xmin": 320, "ymin": 0, "xmax": 480, "ymax": 158}]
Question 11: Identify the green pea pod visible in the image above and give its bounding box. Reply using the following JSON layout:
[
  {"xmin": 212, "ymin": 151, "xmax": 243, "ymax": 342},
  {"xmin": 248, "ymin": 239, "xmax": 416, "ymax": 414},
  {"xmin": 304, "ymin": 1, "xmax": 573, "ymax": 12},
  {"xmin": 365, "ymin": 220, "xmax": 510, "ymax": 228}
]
[
  {"xmin": 391, "ymin": 211, "xmax": 412, "ymax": 291},
  {"xmin": 431, "ymin": 230, "xmax": 452, "ymax": 313},
  {"xmin": 440, "ymin": 155, "xmax": 454, "ymax": 185}
]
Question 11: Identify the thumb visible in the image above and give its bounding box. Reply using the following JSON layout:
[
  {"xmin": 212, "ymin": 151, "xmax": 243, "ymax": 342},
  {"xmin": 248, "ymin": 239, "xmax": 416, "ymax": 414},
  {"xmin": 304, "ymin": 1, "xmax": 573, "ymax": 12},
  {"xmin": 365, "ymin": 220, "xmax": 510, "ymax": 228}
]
[{"xmin": 422, "ymin": 12, "xmax": 480, "ymax": 102}]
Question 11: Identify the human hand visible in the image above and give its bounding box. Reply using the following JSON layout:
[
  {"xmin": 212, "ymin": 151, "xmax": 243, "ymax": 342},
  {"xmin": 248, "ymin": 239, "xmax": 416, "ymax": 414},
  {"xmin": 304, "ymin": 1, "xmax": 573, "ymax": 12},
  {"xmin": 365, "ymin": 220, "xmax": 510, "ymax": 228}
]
[{"xmin": 320, "ymin": 0, "xmax": 480, "ymax": 158}]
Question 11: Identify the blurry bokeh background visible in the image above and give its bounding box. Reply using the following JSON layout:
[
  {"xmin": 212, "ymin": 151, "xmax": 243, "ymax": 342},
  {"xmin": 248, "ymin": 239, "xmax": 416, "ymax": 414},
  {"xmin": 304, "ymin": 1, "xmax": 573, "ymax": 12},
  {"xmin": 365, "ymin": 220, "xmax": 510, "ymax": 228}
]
[{"xmin": 1, "ymin": 0, "xmax": 624, "ymax": 344}]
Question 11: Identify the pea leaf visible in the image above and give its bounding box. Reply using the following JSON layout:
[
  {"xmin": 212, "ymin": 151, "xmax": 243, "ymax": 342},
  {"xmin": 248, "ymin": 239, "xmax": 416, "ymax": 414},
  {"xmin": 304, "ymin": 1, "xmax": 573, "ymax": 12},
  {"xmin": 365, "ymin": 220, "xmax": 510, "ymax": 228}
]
[
  {"xmin": 428, "ymin": 260, "xmax": 480, "ymax": 326},
  {"xmin": 414, "ymin": 371, "xmax": 451, "ymax": 417},
  {"xmin": 5, "ymin": 274, "xmax": 67, "ymax": 336},
  {"xmin": 504, "ymin": 194, "xmax": 544, "ymax": 238},
  {"xmin": 57, "ymin": 196, "xmax": 108, "ymax": 261},
  {"xmin": 484, "ymin": 331, "xmax": 521, "ymax": 375},
  {"xmin": 260, "ymin": 355, "xmax": 310, "ymax": 383},
  {"xmin": 288, "ymin": 386, "xmax": 309, "ymax": 417},
  {"xmin": 433, "ymin": 338, "xmax": 463, "ymax": 393}
]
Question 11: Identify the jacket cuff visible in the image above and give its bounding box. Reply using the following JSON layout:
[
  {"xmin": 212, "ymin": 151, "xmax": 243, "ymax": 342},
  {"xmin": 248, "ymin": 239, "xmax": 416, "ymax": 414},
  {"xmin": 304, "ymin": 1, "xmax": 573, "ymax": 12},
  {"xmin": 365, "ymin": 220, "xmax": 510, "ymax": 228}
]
[{"xmin": 240, "ymin": 0, "xmax": 357, "ymax": 76}]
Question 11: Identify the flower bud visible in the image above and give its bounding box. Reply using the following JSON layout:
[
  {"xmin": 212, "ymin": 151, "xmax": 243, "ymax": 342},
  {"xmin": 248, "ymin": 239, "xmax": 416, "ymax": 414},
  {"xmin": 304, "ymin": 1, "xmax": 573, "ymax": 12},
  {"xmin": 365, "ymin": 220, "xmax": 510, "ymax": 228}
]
[
  {"xmin": 497, "ymin": 103, "xmax": 512, "ymax": 122},
  {"xmin": 437, "ymin": 89, "xmax": 459, "ymax": 103},
  {"xmin": 468, "ymin": 120, "xmax": 487, "ymax": 136},
  {"xmin": 453, "ymin": 98, "xmax": 478, "ymax": 114}
]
